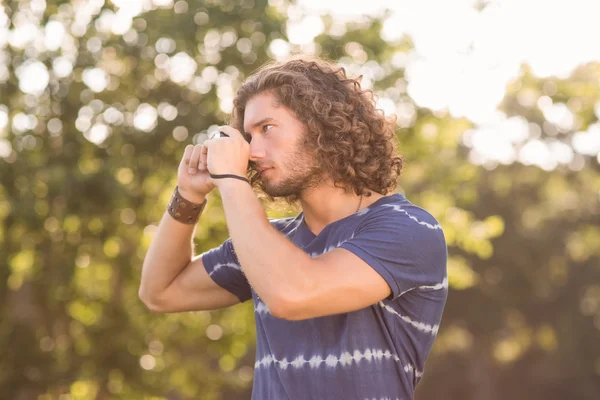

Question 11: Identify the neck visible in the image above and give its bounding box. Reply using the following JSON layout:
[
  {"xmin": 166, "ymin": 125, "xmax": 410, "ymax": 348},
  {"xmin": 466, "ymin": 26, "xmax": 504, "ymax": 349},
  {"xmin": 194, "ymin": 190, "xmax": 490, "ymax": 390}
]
[{"xmin": 299, "ymin": 183, "xmax": 382, "ymax": 236}]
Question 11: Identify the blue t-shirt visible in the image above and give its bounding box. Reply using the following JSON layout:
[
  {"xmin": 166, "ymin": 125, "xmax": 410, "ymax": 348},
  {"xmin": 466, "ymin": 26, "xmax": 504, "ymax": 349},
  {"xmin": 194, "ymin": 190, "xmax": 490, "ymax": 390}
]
[{"xmin": 201, "ymin": 192, "xmax": 448, "ymax": 400}]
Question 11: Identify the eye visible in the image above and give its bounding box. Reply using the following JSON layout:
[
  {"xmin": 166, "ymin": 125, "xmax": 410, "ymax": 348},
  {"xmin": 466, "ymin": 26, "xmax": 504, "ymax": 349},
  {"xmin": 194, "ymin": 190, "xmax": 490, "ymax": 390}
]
[{"xmin": 263, "ymin": 124, "xmax": 274, "ymax": 132}]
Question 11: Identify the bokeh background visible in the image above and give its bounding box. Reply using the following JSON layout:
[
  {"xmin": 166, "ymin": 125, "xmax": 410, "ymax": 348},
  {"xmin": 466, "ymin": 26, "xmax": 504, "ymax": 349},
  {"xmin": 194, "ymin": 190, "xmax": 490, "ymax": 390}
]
[{"xmin": 1, "ymin": 0, "xmax": 600, "ymax": 399}]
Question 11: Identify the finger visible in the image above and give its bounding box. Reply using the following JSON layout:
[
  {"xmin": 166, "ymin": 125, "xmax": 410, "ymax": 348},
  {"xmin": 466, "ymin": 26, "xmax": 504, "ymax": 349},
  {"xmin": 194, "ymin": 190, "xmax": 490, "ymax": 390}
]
[
  {"xmin": 181, "ymin": 144, "xmax": 194, "ymax": 166},
  {"xmin": 202, "ymin": 138, "xmax": 215, "ymax": 150},
  {"xmin": 201, "ymin": 139, "xmax": 216, "ymax": 171},
  {"xmin": 199, "ymin": 144, "xmax": 208, "ymax": 171},
  {"xmin": 188, "ymin": 144, "xmax": 203, "ymax": 174}
]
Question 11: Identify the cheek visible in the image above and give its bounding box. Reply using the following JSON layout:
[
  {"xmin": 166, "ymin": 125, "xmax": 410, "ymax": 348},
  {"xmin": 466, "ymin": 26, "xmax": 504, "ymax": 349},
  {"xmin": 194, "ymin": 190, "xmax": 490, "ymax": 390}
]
[{"xmin": 265, "ymin": 131, "xmax": 287, "ymax": 151}]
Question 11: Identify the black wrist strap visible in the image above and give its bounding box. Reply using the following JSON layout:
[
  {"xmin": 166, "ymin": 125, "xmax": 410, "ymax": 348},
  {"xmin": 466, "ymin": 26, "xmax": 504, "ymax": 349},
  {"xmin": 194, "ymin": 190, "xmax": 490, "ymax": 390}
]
[{"xmin": 209, "ymin": 173, "xmax": 249, "ymax": 183}]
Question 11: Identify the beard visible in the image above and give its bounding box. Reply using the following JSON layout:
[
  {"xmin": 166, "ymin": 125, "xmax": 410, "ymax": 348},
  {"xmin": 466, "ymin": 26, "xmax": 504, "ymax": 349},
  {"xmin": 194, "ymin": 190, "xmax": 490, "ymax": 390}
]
[{"xmin": 259, "ymin": 137, "xmax": 327, "ymax": 199}]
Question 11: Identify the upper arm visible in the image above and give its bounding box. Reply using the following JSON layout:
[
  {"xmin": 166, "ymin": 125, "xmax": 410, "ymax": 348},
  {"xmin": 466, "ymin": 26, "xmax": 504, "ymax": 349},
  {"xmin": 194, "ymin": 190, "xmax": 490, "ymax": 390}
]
[
  {"xmin": 280, "ymin": 206, "xmax": 447, "ymax": 320},
  {"xmin": 147, "ymin": 255, "xmax": 241, "ymax": 313},
  {"xmin": 279, "ymin": 248, "xmax": 391, "ymax": 320}
]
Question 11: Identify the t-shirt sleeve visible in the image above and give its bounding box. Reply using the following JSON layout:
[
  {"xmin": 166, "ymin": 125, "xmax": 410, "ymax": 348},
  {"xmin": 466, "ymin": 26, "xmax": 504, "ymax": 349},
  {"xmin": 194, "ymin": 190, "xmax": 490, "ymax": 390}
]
[
  {"xmin": 339, "ymin": 205, "xmax": 447, "ymax": 300},
  {"xmin": 201, "ymin": 238, "xmax": 252, "ymax": 303}
]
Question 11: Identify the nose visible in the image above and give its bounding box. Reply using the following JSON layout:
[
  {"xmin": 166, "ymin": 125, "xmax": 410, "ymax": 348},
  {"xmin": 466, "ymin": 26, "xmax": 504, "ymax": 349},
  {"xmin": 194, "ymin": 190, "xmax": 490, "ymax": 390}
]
[{"xmin": 249, "ymin": 137, "xmax": 265, "ymax": 162}]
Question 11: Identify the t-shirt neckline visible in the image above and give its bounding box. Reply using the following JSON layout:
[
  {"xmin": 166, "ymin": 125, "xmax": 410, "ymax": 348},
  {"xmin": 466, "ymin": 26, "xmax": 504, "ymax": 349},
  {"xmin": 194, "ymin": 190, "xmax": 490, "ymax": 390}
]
[{"xmin": 298, "ymin": 192, "xmax": 405, "ymax": 239}]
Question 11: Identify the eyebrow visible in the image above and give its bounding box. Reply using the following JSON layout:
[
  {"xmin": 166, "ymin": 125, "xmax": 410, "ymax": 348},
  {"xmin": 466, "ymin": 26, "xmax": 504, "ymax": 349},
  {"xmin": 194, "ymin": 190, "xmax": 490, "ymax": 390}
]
[{"xmin": 244, "ymin": 117, "xmax": 276, "ymax": 136}]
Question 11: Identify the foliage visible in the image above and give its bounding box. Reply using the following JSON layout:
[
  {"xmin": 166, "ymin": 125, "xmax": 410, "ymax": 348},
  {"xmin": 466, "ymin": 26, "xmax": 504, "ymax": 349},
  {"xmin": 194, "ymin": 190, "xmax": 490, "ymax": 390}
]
[{"xmin": 0, "ymin": 0, "xmax": 599, "ymax": 399}]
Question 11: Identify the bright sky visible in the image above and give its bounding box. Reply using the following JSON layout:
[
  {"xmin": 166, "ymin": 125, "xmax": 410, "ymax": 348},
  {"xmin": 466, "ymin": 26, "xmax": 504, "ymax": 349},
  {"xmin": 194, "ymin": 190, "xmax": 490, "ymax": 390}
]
[
  {"xmin": 1, "ymin": 0, "xmax": 599, "ymax": 169},
  {"xmin": 294, "ymin": 0, "xmax": 600, "ymax": 118},
  {"xmin": 292, "ymin": 0, "xmax": 600, "ymax": 169}
]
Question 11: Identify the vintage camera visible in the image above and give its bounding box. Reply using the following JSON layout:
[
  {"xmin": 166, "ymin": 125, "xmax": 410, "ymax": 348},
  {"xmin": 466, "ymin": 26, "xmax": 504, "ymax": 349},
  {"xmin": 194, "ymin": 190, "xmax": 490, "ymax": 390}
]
[{"xmin": 217, "ymin": 130, "xmax": 251, "ymax": 143}]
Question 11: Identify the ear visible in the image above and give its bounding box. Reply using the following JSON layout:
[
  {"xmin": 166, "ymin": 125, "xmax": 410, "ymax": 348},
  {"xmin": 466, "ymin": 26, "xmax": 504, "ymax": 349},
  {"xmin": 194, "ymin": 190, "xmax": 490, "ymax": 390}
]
[{"xmin": 355, "ymin": 75, "xmax": 363, "ymax": 85}]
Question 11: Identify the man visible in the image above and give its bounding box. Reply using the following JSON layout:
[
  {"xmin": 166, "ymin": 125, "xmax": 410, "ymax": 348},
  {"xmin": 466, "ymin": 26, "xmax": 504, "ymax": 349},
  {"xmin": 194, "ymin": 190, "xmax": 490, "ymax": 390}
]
[{"xmin": 139, "ymin": 57, "xmax": 448, "ymax": 400}]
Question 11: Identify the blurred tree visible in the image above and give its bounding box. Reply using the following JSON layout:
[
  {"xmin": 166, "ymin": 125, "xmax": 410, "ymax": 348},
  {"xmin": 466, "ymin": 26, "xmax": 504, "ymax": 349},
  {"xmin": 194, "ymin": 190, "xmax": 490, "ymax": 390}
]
[
  {"xmin": 415, "ymin": 64, "xmax": 600, "ymax": 400},
  {"xmin": 0, "ymin": 0, "xmax": 598, "ymax": 399}
]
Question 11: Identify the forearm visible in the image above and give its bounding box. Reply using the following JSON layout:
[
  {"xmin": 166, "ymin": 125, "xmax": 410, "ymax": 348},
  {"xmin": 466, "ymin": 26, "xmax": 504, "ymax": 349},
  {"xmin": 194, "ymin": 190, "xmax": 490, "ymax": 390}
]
[
  {"xmin": 218, "ymin": 180, "xmax": 311, "ymax": 312},
  {"xmin": 139, "ymin": 196, "xmax": 204, "ymax": 300}
]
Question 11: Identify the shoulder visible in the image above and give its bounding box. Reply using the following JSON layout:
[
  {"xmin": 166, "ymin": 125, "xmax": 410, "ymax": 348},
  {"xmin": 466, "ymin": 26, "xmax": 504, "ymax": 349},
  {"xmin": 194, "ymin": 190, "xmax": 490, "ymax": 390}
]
[
  {"xmin": 379, "ymin": 197, "xmax": 443, "ymax": 233},
  {"xmin": 358, "ymin": 194, "xmax": 447, "ymax": 258},
  {"xmin": 360, "ymin": 194, "xmax": 442, "ymax": 230}
]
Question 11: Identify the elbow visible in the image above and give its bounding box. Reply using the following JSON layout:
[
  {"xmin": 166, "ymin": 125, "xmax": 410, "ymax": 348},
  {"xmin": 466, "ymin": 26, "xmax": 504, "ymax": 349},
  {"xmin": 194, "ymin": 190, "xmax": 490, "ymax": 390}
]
[
  {"xmin": 138, "ymin": 288, "xmax": 167, "ymax": 313},
  {"xmin": 267, "ymin": 300, "xmax": 289, "ymax": 320},
  {"xmin": 268, "ymin": 274, "xmax": 316, "ymax": 320},
  {"xmin": 267, "ymin": 295, "xmax": 305, "ymax": 321}
]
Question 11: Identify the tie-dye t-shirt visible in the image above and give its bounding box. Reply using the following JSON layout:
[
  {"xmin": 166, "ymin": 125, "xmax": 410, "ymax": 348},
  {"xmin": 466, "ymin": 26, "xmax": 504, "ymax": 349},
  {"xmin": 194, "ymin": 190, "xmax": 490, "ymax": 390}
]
[{"xmin": 201, "ymin": 192, "xmax": 448, "ymax": 400}]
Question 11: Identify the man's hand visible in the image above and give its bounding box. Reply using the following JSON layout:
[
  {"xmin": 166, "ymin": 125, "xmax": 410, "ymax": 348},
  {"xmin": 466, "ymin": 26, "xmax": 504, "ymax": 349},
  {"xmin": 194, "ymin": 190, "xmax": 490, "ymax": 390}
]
[
  {"xmin": 177, "ymin": 144, "xmax": 216, "ymax": 203},
  {"xmin": 202, "ymin": 126, "xmax": 250, "ymax": 188}
]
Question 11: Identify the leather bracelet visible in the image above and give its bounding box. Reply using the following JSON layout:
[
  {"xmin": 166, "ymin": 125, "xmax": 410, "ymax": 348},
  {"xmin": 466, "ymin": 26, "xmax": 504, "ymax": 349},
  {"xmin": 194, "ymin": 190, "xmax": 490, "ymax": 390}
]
[
  {"xmin": 209, "ymin": 173, "xmax": 249, "ymax": 183},
  {"xmin": 167, "ymin": 186, "xmax": 207, "ymax": 224}
]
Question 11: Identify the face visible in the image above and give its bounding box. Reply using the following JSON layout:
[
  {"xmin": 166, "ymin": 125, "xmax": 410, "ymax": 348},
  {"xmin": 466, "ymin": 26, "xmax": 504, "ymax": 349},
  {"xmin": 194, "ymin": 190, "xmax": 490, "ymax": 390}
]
[{"xmin": 243, "ymin": 92, "xmax": 326, "ymax": 198}]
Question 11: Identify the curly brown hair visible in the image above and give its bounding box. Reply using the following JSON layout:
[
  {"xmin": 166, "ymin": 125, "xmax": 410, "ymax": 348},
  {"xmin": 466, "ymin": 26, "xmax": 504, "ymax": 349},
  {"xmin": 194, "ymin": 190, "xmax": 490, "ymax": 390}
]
[{"xmin": 230, "ymin": 56, "xmax": 404, "ymax": 206}]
